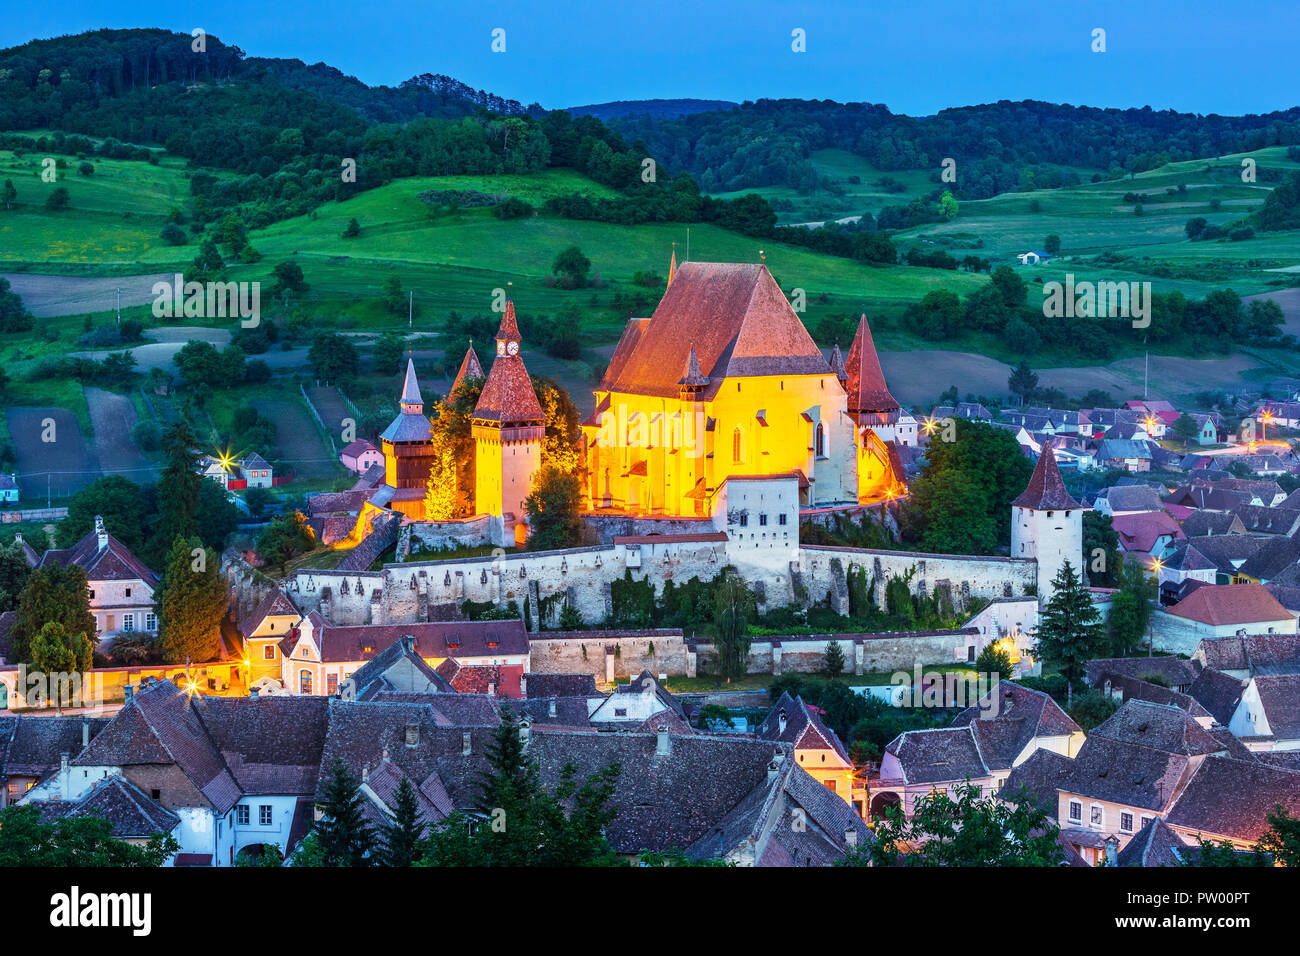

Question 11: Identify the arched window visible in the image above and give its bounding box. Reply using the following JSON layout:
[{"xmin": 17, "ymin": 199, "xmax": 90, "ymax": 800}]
[
  {"xmin": 299, "ymin": 670, "xmax": 313, "ymax": 695},
  {"xmin": 732, "ymin": 427, "xmax": 744, "ymax": 464},
  {"xmin": 815, "ymin": 423, "xmax": 825, "ymax": 458}
]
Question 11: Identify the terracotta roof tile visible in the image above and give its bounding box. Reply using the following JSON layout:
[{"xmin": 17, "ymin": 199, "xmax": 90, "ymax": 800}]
[
  {"xmin": 844, "ymin": 314, "xmax": 899, "ymax": 415},
  {"xmin": 1168, "ymin": 583, "xmax": 1293, "ymax": 627}
]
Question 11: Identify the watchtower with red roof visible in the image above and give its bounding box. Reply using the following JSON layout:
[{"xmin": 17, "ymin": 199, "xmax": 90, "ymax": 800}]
[
  {"xmin": 472, "ymin": 302, "xmax": 544, "ymax": 544},
  {"xmin": 1011, "ymin": 444, "xmax": 1084, "ymax": 603}
]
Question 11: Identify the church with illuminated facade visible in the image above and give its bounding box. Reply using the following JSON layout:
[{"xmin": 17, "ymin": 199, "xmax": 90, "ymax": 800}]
[{"xmin": 375, "ymin": 259, "xmax": 905, "ymax": 538}]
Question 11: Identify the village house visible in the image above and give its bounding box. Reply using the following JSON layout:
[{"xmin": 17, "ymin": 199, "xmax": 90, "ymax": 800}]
[
  {"xmin": 38, "ymin": 515, "xmax": 159, "ymax": 640},
  {"xmin": 1150, "ymin": 583, "xmax": 1298, "ymax": 655},
  {"xmin": 339, "ymin": 439, "xmax": 384, "ymax": 475},
  {"xmin": 0, "ymin": 715, "xmax": 108, "ymax": 806},
  {"xmin": 241, "ymin": 453, "xmax": 273, "ymax": 489},
  {"xmin": 1226, "ymin": 673, "xmax": 1300, "ymax": 750},
  {"xmin": 1163, "ymin": 755, "xmax": 1300, "ymax": 852},
  {"xmin": 755, "ymin": 691, "xmax": 862, "ymax": 816},
  {"xmin": 1191, "ymin": 633, "xmax": 1300, "ymax": 680},
  {"xmin": 0, "ymin": 473, "xmax": 18, "ymax": 503},
  {"xmin": 1095, "ymin": 439, "xmax": 1153, "ymax": 472}
]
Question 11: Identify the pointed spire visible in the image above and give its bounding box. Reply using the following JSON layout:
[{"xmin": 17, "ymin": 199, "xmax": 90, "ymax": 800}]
[
  {"xmin": 399, "ymin": 357, "xmax": 424, "ymax": 410},
  {"xmin": 1012, "ymin": 444, "xmax": 1081, "ymax": 510},
  {"xmin": 829, "ymin": 343, "xmax": 847, "ymax": 382},
  {"xmin": 496, "ymin": 300, "xmax": 520, "ymax": 343},
  {"xmin": 845, "ymin": 314, "xmax": 898, "ymax": 414},
  {"xmin": 451, "ymin": 343, "xmax": 484, "ymax": 399},
  {"xmin": 678, "ymin": 345, "xmax": 708, "ymax": 388},
  {"xmin": 667, "ymin": 245, "xmax": 678, "ymax": 289}
]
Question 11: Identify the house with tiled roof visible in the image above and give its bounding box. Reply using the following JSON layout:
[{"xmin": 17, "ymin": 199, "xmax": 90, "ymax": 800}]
[
  {"xmin": 1152, "ymin": 583, "xmax": 1297, "ymax": 655},
  {"xmin": 1094, "ymin": 484, "xmax": 1164, "ymax": 517},
  {"xmin": 1084, "ymin": 656, "xmax": 1198, "ymax": 693},
  {"xmin": 1163, "ymin": 755, "xmax": 1300, "ymax": 850},
  {"xmin": 1096, "ymin": 439, "xmax": 1153, "ymax": 472},
  {"xmin": 1179, "ymin": 510, "xmax": 1246, "ymax": 537},
  {"xmin": 277, "ymin": 616, "xmax": 530, "ymax": 698},
  {"xmin": 581, "ymin": 260, "xmax": 901, "ymax": 521},
  {"xmin": 339, "ymin": 438, "xmax": 383, "ymax": 475},
  {"xmin": 0, "ymin": 714, "xmax": 107, "ymax": 806},
  {"xmin": 36, "ymin": 774, "xmax": 180, "ymax": 845},
  {"xmin": 238, "ymin": 587, "xmax": 304, "ymax": 686},
  {"xmin": 1227, "ymin": 673, "xmax": 1300, "ymax": 750},
  {"xmin": 1192, "ymin": 633, "xmax": 1300, "ymax": 679},
  {"xmin": 1114, "ymin": 816, "xmax": 1196, "ymax": 867},
  {"xmin": 1187, "ymin": 667, "xmax": 1246, "ymax": 727},
  {"xmin": 241, "ymin": 453, "xmax": 273, "ymax": 489},
  {"xmin": 755, "ymin": 692, "xmax": 861, "ymax": 816},
  {"xmin": 1112, "ymin": 510, "xmax": 1183, "ymax": 559},
  {"xmin": 588, "ymin": 671, "xmax": 685, "ymax": 727},
  {"xmin": 38, "ymin": 515, "xmax": 159, "ymax": 640},
  {"xmin": 0, "ymin": 473, "xmax": 18, "ymax": 503},
  {"xmin": 349, "ymin": 633, "xmax": 456, "ymax": 700}
]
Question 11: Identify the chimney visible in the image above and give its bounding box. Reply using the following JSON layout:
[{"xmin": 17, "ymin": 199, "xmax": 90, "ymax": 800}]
[
  {"xmin": 845, "ymin": 828, "xmax": 858, "ymax": 848},
  {"xmin": 401, "ymin": 634, "xmax": 416, "ymax": 654},
  {"xmin": 778, "ymin": 710, "xmax": 787, "ymax": 735},
  {"xmin": 547, "ymin": 699, "xmax": 557, "ymax": 718},
  {"xmin": 81, "ymin": 720, "xmax": 90, "ymax": 749},
  {"xmin": 405, "ymin": 723, "xmax": 419, "ymax": 747},
  {"xmin": 656, "ymin": 726, "xmax": 671, "ymax": 756},
  {"xmin": 60, "ymin": 753, "xmax": 70, "ymax": 800},
  {"xmin": 1104, "ymin": 835, "xmax": 1119, "ymax": 867},
  {"xmin": 462, "ymin": 731, "xmax": 471, "ymax": 756},
  {"xmin": 248, "ymin": 687, "xmax": 259, "ymax": 700},
  {"xmin": 519, "ymin": 719, "xmax": 531, "ymax": 749},
  {"xmin": 519, "ymin": 675, "xmax": 527, "ymax": 696},
  {"xmin": 94, "ymin": 515, "xmax": 107, "ymax": 550}
]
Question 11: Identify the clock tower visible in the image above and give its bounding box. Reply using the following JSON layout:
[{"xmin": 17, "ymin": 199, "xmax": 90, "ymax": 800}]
[{"xmin": 473, "ymin": 301, "xmax": 544, "ymax": 545}]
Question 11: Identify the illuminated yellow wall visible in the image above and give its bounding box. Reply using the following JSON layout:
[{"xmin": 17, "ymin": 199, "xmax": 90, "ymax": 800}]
[{"xmin": 584, "ymin": 373, "xmax": 869, "ymax": 516}]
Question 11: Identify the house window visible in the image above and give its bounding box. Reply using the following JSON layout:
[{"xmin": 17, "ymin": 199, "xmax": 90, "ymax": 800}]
[
  {"xmin": 89, "ymin": 589, "xmax": 95, "ymax": 599},
  {"xmin": 1121, "ymin": 812, "xmax": 1134, "ymax": 833},
  {"xmin": 738, "ymin": 513, "xmax": 749, "ymax": 528},
  {"xmin": 759, "ymin": 514, "xmax": 768, "ymax": 527},
  {"xmin": 263, "ymin": 645, "xmax": 275, "ymax": 660},
  {"xmin": 122, "ymin": 614, "xmax": 134, "ymax": 633},
  {"xmin": 237, "ymin": 805, "xmax": 249, "ymax": 825},
  {"xmin": 327, "ymin": 674, "xmax": 338, "ymax": 695},
  {"xmin": 614, "ymin": 708, "xmax": 627, "ymax": 717},
  {"xmin": 151, "ymin": 789, "xmax": 161, "ymax": 800},
  {"xmin": 732, "ymin": 428, "xmax": 744, "ymax": 463},
  {"xmin": 815, "ymin": 423, "xmax": 826, "ymax": 458},
  {"xmin": 1090, "ymin": 804, "xmax": 1104, "ymax": 828},
  {"xmin": 125, "ymin": 587, "xmax": 132, "ymax": 597},
  {"xmin": 1069, "ymin": 800, "xmax": 1082, "ymax": 823},
  {"xmin": 824, "ymin": 779, "xmax": 836, "ymax": 793},
  {"xmin": 260, "ymin": 805, "xmax": 273, "ymax": 826},
  {"xmin": 299, "ymin": 670, "xmax": 313, "ymax": 694},
  {"xmin": 145, "ymin": 613, "xmax": 156, "ymax": 631},
  {"xmin": 779, "ymin": 513, "xmax": 788, "ymax": 526}
]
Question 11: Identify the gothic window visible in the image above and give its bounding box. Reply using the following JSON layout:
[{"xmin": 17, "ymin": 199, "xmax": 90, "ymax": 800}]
[
  {"xmin": 732, "ymin": 427, "xmax": 744, "ymax": 463},
  {"xmin": 815, "ymin": 423, "xmax": 825, "ymax": 458}
]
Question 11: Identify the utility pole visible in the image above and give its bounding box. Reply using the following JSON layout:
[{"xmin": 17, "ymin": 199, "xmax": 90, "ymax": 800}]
[
  {"xmin": 116, "ymin": 287, "xmax": 121, "ymax": 325},
  {"xmin": 409, "ymin": 291, "xmax": 413, "ymax": 329}
]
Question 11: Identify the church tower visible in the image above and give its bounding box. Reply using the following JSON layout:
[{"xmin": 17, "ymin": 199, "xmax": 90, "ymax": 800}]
[
  {"xmin": 473, "ymin": 302, "xmax": 544, "ymax": 545},
  {"xmin": 378, "ymin": 358, "xmax": 437, "ymax": 518},
  {"xmin": 844, "ymin": 314, "xmax": 904, "ymax": 503},
  {"xmin": 1011, "ymin": 444, "xmax": 1083, "ymax": 603}
]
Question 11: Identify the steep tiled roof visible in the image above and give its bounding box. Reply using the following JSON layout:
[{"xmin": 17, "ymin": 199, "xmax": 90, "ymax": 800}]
[
  {"xmin": 1012, "ymin": 445, "xmax": 1081, "ymax": 510},
  {"xmin": 1194, "ymin": 634, "xmax": 1300, "ymax": 675},
  {"xmin": 474, "ymin": 303, "xmax": 543, "ymax": 424},
  {"xmin": 1061, "ymin": 735, "xmax": 1192, "ymax": 811},
  {"xmin": 399, "ymin": 357, "xmax": 423, "ymax": 407},
  {"xmin": 1112, "ymin": 510, "xmax": 1184, "ymax": 553},
  {"xmin": 450, "ymin": 344, "xmax": 484, "ymax": 399},
  {"xmin": 1239, "ymin": 535, "xmax": 1300, "ymax": 582},
  {"xmin": 524, "ymin": 673, "xmax": 597, "ymax": 698},
  {"xmin": 598, "ymin": 262, "xmax": 830, "ymax": 401},
  {"xmin": 844, "ymin": 313, "xmax": 898, "ymax": 414},
  {"xmin": 39, "ymin": 524, "xmax": 158, "ymax": 585},
  {"xmin": 1251, "ymin": 674, "xmax": 1300, "ymax": 739},
  {"xmin": 1231, "ymin": 505, "xmax": 1300, "ymax": 536},
  {"xmin": 1093, "ymin": 675, "xmax": 1211, "ymax": 720},
  {"xmin": 0, "ymin": 715, "xmax": 108, "ymax": 779},
  {"xmin": 1085, "ymin": 656, "xmax": 1198, "ymax": 689},
  {"xmin": 238, "ymin": 587, "xmax": 300, "ymax": 637},
  {"xmin": 1167, "ymin": 583, "xmax": 1292, "ymax": 627},
  {"xmin": 1165, "ymin": 755, "xmax": 1300, "ymax": 843},
  {"xmin": 755, "ymin": 691, "xmax": 850, "ymax": 763},
  {"xmin": 885, "ymin": 727, "xmax": 989, "ymax": 785},
  {"xmin": 951, "ymin": 682, "xmax": 1082, "ymax": 771},
  {"xmin": 1116, "ymin": 816, "xmax": 1192, "ymax": 867},
  {"xmin": 1103, "ymin": 485, "xmax": 1166, "ymax": 512},
  {"xmin": 1089, "ymin": 700, "xmax": 1225, "ymax": 756},
  {"xmin": 296, "ymin": 618, "xmax": 529, "ymax": 665},
  {"xmin": 997, "ymin": 747, "xmax": 1076, "ymax": 812},
  {"xmin": 1187, "ymin": 668, "xmax": 1246, "ymax": 726},
  {"xmin": 40, "ymin": 775, "xmax": 180, "ymax": 838}
]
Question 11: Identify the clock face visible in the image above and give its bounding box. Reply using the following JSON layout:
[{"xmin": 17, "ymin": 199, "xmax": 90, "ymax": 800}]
[{"xmin": 507, "ymin": 340, "xmax": 519, "ymax": 356}]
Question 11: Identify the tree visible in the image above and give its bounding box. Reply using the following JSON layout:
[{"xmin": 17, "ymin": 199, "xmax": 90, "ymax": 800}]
[
  {"xmin": 57, "ymin": 476, "xmax": 149, "ymax": 552},
  {"xmin": 1108, "ymin": 557, "xmax": 1156, "ymax": 655},
  {"xmin": 149, "ymin": 416, "xmax": 202, "ymax": 562},
  {"xmin": 0, "ymin": 805, "xmax": 178, "ymax": 867},
  {"xmin": 1172, "ymin": 413, "xmax": 1201, "ymax": 448},
  {"xmin": 975, "ymin": 642, "xmax": 1013, "ymax": 682},
  {"xmin": 849, "ymin": 780, "xmax": 1062, "ymax": 866},
  {"xmin": 256, "ymin": 511, "xmax": 316, "ymax": 572},
  {"xmin": 423, "ymin": 429, "xmax": 459, "ymax": 521},
  {"xmin": 1033, "ymin": 561, "xmax": 1104, "ymax": 684},
  {"xmin": 382, "ymin": 274, "xmax": 403, "ymax": 313},
  {"xmin": 308, "ymin": 332, "xmax": 360, "ymax": 384},
  {"xmin": 1044, "ymin": 234, "xmax": 1061, "ymax": 255},
  {"xmin": 157, "ymin": 535, "xmax": 228, "ymax": 664},
  {"xmin": 381, "ymin": 777, "xmax": 426, "ymax": 867},
  {"xmin": 342, "ymin": 217, "xmax": 361, "ymax": 238},
  {"xmin": 372, "ymin": 333, "xmax": 406, "ymax": 375},
  {"xmin": 991, "ymin": 265, "xmax": 1028, "ymax": 308},
  {"xmin": 44, "ymin": 186, "xmax": 70, "ymax": 211},
  {"xmin": 0, "ymin": 539, "xmax": 33, "ymax": 613},
  {"xmin": 1082, "ymin": 510, "xmax": 1121, "ymax": 588},
  {"xmin": 712, "ymin": 570, "xmax": 756, "ymax": 684},
  {"xmin": 0, "ymin": 276, "xmax": 33, "ymax": 332},
  {"xmin": 523, "ymin": 465, "xmax": 584, "ymax": 551},
  {"xmin": 314, "ymin": 759, "xmax": 375, "ymax": 867},
  {"xmin": 270, "ymin": 260, "xmax": 308, "ymax": 299},
  {"xmin": 2, "ymin": 179, "xmax": 17, "ymax": 210},
  {"xmin": 160, "ymin": 222, "xmax": 187, "ymax": 246},
  {"xmin": 824, "ymin": 639, "xmax": 846, "ymax": 678},
  {"xmin": 11, "ymin": 564, "xmax": 96, "ymax": 667},
  {"xmin": 551, "ymin": 245, "xmax": 592, "ymax": 288},
  {"xmin": 938, "ymin": 189, "xmax": 958, "ymax": 219},
  {"xmin": 1008, "ymin": 359, "xmax": 1038, "ymax": 404},
  {"xmin": 29, "ymin": 621, "xmax": 76, "ymax": 675},
  {"xmin": 1257, "ymin": 805, "xmax": 1300, "ymax": 868}
]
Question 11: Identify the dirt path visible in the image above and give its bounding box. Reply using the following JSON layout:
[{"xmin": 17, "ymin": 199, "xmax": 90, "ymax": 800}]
[
  {"xmin": 259, "ymin": 399, "xmax": 340, "ymax": 479},
  {"xmin": 5, "ymin": 406, "xmax": 98, "ymax": 501},
  {"xmin": 84, "ymin": 387, "xmax": 156, "ymax": 480},
  {"xmin": 306, "ymin": 386, "xmax": 354, "ymax": 443},
  {"xmin": 1, "ymin": 272, "xmax": 175, "ymax": 318}
]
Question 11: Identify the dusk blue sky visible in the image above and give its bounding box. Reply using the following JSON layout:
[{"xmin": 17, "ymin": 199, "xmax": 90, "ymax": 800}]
[{"xmin": 2, "ymin": 0, "xmax": 1295, "ymax": 116}]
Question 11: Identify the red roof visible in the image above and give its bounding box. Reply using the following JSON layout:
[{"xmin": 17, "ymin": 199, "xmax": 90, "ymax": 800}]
[
  {"xmin": 844, "ymin": 314, "xmax": 899, "ymax": 414},
  {"xmin": 1168, "ymin": 583, "xmax": 1293, "ymax": 626},
  {"xmin": 474, "ymin": 304, "xmax": 543, "ymax": 424},
  {"xmin": 1112, "ymin": 510, "xmax": 1184, "ymax": 553},
  {"xmin": 450, "ymin": 344, "xmax": 484, "ymax": 399},
  {"xmin": 597, "ymin": 262, "xmax": 829, "ymax": 400},
  {"xmin": 1012, "ymin": 445, "xmax": 1081, "ymax": 510}
]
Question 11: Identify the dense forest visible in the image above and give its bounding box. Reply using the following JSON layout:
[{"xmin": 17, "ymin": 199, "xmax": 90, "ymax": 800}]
[{"xmin": 609, "ymin": 98, "xmax": 1300, "ymax": 199}]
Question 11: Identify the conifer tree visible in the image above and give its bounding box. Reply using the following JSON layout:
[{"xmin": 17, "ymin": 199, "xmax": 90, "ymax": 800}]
[
  {"xmin": 1033, "ymin": 560, "xmax": 1104, "ymax": 683},
  {"xmin": 150, "ymin": 415, "xmax": 202, "ymax": 562},
  {"xmin": 158, "ymin": 536, "xmax": 228, "ymax": 664},
  {"xmin": 11, "ymin": 564, "xmax": 95, "ymax": 666},
  {"xmin": 316, "ymin": 759, "xmax": 375, "ymax": 867},
  {"xmin": 824, "ymin": 639, "xmax": 846, "ymax": 678},
  {"xmin": 382, "ymin": 777, "xmax": 426, "ymax": 867}
]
